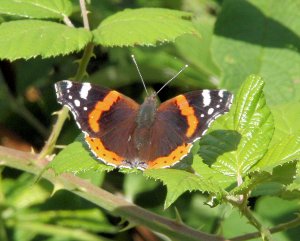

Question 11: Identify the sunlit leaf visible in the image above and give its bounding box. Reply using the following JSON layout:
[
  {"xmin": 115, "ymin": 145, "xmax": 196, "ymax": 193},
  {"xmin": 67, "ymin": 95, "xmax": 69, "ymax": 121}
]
[
  {"xmin": 199, "ymin": 75, "xmax": 274, "ymax": 177},
  {"xmin": 252, "ymin": 135, "xmax": 300, "ymax": 172},
  {"xmin": 212, "ymin": 0, "xmax": 300, "ymax": 106},
  {"xmin": 93, "ymin": 8, "xmax": 199, "ymax": 47},
  {"xmin": 144, "ymin": 169, "xmax": 223, "ymax": 209},
  {"xmin": 0, "ymin": 0, "xmax": 72, "ymax": 19},
  {"xmin": 0, "ymin": 20, "xmax": 92, "ymax": 60},
  {"xmin": 50, "ymin": 137, "xmax": 114, "ymax": 175}
]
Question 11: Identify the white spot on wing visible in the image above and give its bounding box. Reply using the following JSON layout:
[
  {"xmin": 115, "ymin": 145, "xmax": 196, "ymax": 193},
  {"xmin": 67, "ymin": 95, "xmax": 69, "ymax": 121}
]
[
  {"xmin": 202, "ymin": 90, "xmax": 211, "ymax": 107},
  {"xmin": 208, "ymin": 107, "xmax": 214, "ymax": 115},
  {"xmin": 80, "ymin": 83, "xmax": 91, "ymax": 100},
  {"xmin": 74, "ymin": 99, "xmax": 80, "ymax": 107},
  {"xmin": 83, "ymin": 107, "xmax": 88, "ymax": 111},
  {"xmin": 68, "ymin": 95, "xmax": 72, "ymax": 99},
  {"xmin": 219, "ymin": 90, "xmax": 224, "ymax": 98},
  {"xmin": 201, "ymin": 114, "xmax": 205, "ymax": 118},
  {"xmin": 65, "ymin": 80, "xmax": 73, "ymax": 88}
]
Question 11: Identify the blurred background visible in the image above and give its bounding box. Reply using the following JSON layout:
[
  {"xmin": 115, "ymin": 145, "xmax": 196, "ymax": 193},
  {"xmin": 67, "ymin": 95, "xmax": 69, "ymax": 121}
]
[{"xmin": 0, "ymin": 0, "xmax": 299, "ymax": 240}]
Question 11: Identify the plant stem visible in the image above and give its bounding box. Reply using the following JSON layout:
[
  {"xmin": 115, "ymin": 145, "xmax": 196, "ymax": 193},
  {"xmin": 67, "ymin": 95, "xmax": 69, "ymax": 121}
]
[
  {"xmin": 79, "ymin": 0, "xmax": 90, "ymax": 30},
  {"xmin": 39, "ymin": 0, "xmax": 94, "ymax": 158},
  {"xmin": 63, "ymin": 15, "xmax": 74, "ymax": 27},
  {"xmin": 74, "ymin": 42, "xmax": 94, "ymax": 81},
  {"xmin": 38, "ymin": 106, "xmax": 69, "ymax": 158},
  {"xmin": 39, "ymin": 41, "xmax": 94, "ymax": 158},
  {"xmin": 229, "ymin": 216, "xmax": 300, "ymax": 241},
  {"xmin": 242, "ymin": 206, "xmax": 272, "ymax": 240},
  {"xmin": 2, "ymin": 146, "xmax": 300, "ymax": 241},
  {"xmin": 227, "ymin": 197, "xmax": 272, "ymax": 241},
  {"xmin": 0, "ymin": 146, "xmax": 224, "ymax": 241}
]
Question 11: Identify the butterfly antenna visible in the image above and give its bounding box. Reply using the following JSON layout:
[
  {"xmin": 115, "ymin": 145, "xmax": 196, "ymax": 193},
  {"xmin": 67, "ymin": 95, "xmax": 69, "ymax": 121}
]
[
  {"xmin": 131, "ymin": 54, "xmax": 148, "ymax": 96},
  {"xmin": 156, "ymin": 64, "xmax": 189, "ymax": 95}
]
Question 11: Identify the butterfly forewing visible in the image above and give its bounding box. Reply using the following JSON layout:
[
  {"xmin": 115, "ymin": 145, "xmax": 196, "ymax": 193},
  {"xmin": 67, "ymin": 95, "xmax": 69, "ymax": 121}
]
[
  {"xmin": 183, "ymin": 90, "xmax": 233, "ymax": 139},
  {"xmin": 55, "ymin": 80, "xmax": 140, "ymax": 167},
  {"xmin": 55, "ymin": 80, "xmax": 112, "ymax": 133}
]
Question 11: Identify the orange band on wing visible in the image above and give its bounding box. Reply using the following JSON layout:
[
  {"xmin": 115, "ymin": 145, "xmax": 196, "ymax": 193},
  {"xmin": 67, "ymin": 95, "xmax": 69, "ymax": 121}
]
[
  {"xmin": 175, "ymin": 95, "xmax": 198, "ymax": 138},
  {"xmin": 88, "ymin": 91, "xmax": 120, "ymax": 132},
  {"xmin": 85, "ymin": 136, "xmax": 124, "ymax": 166},
  {"xmin": 147, "ymin": 143, "xmax": 192, "ymax": 169}
]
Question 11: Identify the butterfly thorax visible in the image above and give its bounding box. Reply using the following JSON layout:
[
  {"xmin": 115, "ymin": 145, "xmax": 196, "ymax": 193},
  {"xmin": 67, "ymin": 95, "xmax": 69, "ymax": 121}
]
[
  {"xmin": 136, "ymin": 94, "xmax": 157, "ymax": 128},
  {"xmin": 133, "ymin": 94, "xmax": 157, "ymax": 151}
]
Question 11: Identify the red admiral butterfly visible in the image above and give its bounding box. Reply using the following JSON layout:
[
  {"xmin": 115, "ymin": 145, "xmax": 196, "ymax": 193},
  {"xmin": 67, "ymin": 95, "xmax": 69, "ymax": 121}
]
[{"xmin": 55, "ymin": 80, "xmax": 232, "ymax": 170}]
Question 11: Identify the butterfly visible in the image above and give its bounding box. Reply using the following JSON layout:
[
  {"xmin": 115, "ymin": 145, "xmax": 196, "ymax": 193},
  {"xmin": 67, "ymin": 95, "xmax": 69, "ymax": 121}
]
[{"xmin": 55, "ymin": 80, "xmax": 232, "ymax": 170}]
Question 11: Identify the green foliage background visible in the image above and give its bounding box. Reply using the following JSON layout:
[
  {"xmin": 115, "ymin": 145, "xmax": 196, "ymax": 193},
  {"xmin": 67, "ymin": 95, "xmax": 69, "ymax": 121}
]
[{"xmin": 0, "ymin": 0, "xmax": 299, "ymax": 241}]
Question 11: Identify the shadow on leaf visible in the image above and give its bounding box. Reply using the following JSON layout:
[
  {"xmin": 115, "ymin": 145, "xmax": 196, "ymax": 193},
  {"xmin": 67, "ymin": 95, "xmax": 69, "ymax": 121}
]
[
  {"xmin": 198, "ymin": 130, "xmax": 241, "ymax": 166},
  {"xmin": 215, "ymin": 0, "xmax": 300, "ymax": 53}
]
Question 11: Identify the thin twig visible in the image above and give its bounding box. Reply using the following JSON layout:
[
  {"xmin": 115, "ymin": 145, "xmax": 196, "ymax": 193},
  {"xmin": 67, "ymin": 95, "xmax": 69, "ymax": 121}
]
[
  {"xmin": 236, "ymin": 172, "xmax": 244, "ymax": 203},
  {"xmin": 226, "ymin": 197, "xmax": 272, "ymax": 241},
  {"xmin": 38, "ymin": 106, "xmax": 69, "ymax": 158},
  {"xmin": 228, "ymin": 216, "xmax": 300, "ymax": 241},
  {"xmin": 39, "ymin": 25, "xmax": 94, "ymax": 158},
  {"xmin": 63, "ymin": 15, "xmax": 75, "ymax": 28},
  {"xmin": 79, "ymin": 0, "xmax": 90, "ymax": 30}
]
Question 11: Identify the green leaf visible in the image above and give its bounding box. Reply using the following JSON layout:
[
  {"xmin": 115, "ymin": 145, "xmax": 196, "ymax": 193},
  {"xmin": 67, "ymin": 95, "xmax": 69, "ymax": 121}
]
[
  {"xmin": 221, "ymin": 209, "xmax": 257, "ymax": 239},
  {"xmin": 4, "ymin": 173, "xmax": 51, "ymax": 209},
  {"xmin": 199, "ymin": 75, "xmax": 274, "ymax": 177},
  {"xmin": 211, "ymin": 0, "xmax": 300, "ymax": 168},
  {"xmin": 212, "ymin": 0, "xmax": 300, "ymax": 106},
  {"xmin": 233, "ymin": 161, "xmax": 297, "ymax": 196},
  {"xmin": 252, "ymin": 134, "xmax": 300, "ymax": 172},
  {"xmin": 255, "ymin": 196, "xmax": 300, "ymax": 241},
  {"xmin": 175, "ymin": 17, "xmax": 220, "ymax": 79},
  {"xmin": 0, "ymin": 20, "xmax": 92, "ymax": 60},
  {"xmin": 93, "ymin": 8, "xmax": 199, "ymax": 47},
  {"xmin": 192, "ymin": 156, "xmax": 236, "ymax": 190},
  {"xmin": 123, "ymin": 173, "xmax": 159, "ymax": 202},
  {"xmin": 271, "ymin": 102, "xmax": 300, "ymax": 145},
  {"xmin": 0, "ymin": 0, "xmax": 73, "ymax": 19},
  {"xmin": 231, "ymin": 133, "xmax": 300, "ymax": 195},
  {"xmin": 144, "ymin": 169, "xmax": 223, "ymax": 209},
  {"xmin": 49, "ymin": 137, "xmax": 114, "ymax": 175},
  {"xmin": 284, "ymin": 176, "xmax": 300, "ymax": 198}
]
